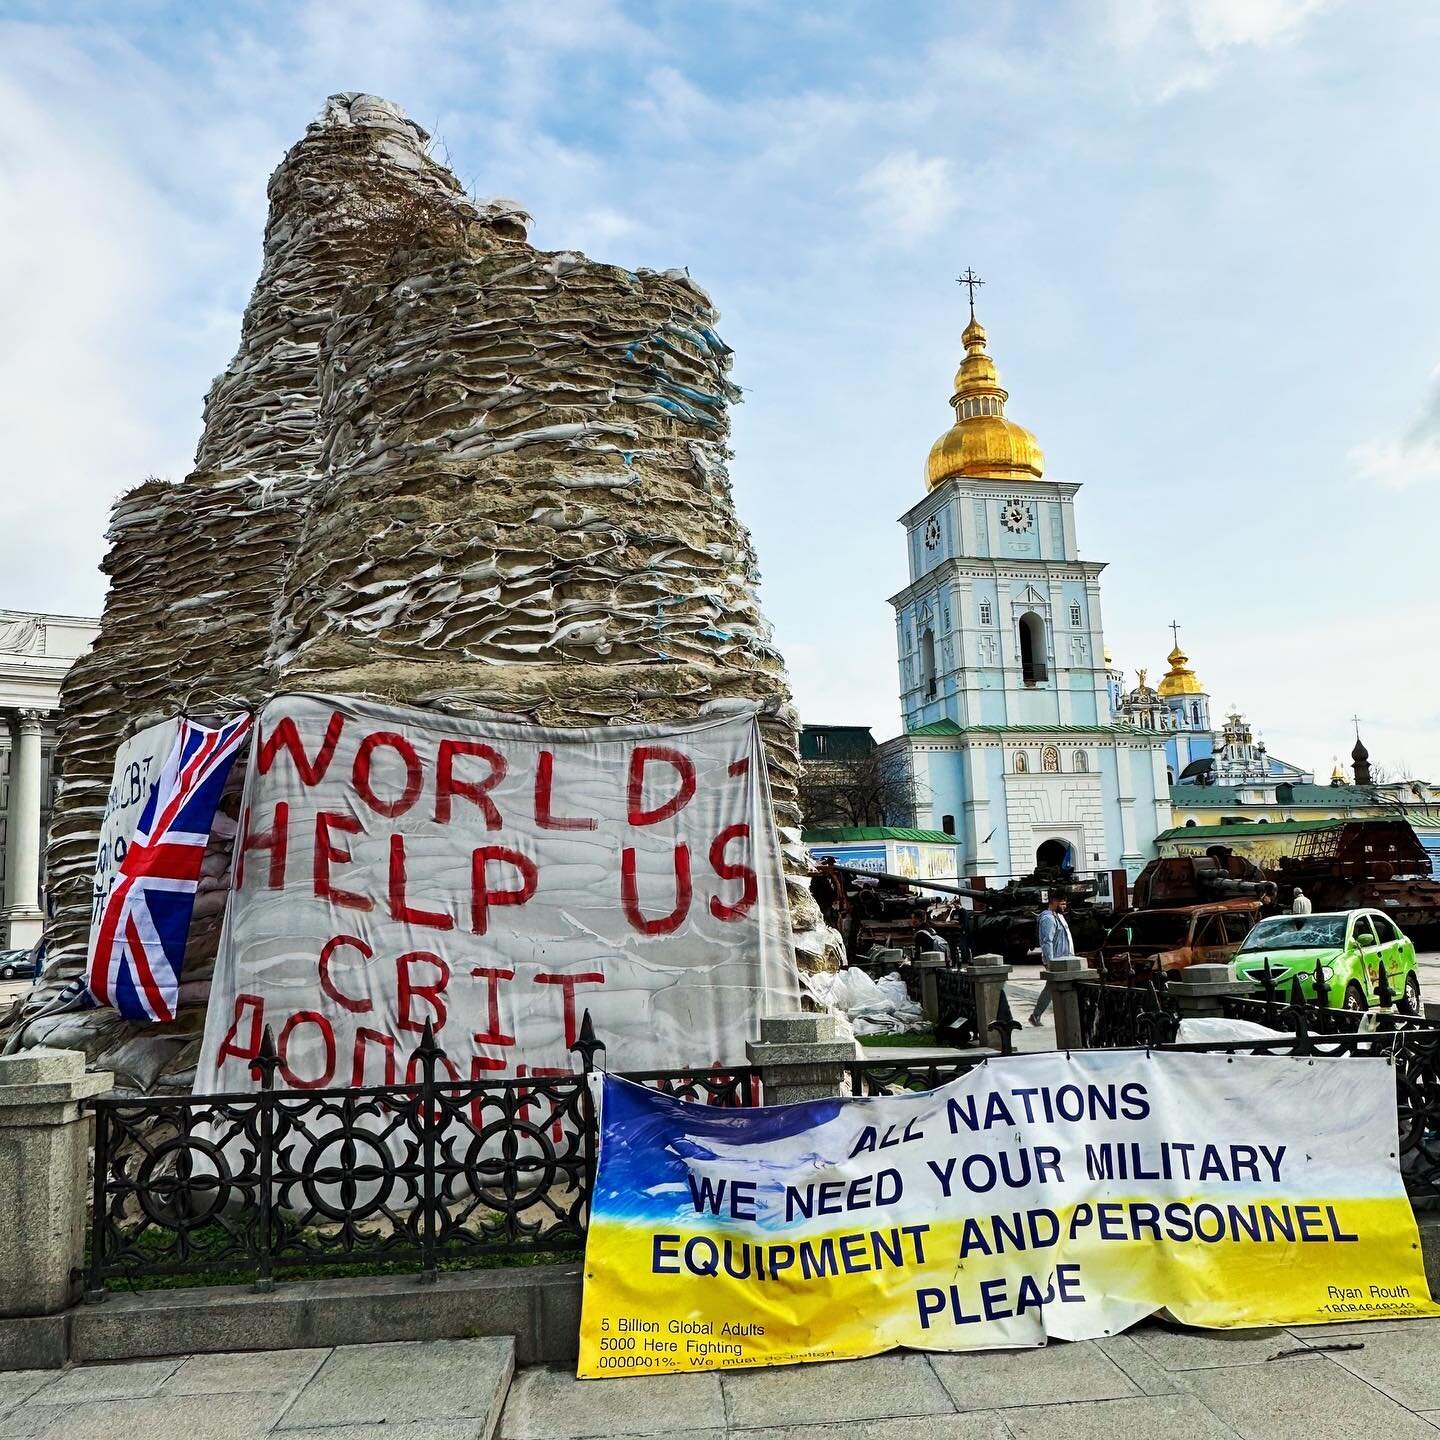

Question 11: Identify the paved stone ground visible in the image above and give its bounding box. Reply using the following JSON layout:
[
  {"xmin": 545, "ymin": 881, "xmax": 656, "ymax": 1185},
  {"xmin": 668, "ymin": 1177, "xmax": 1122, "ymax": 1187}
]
[
  {"xmin": 0, "ymin": 1337, "xmax": 514, "ymax": 1439},
  {"xmin": 500, "ymin": 1318, "xmax": 1440, "ymax": 1439},
  {"xmin": 5, "ymin": 1320, "xmax": 1440, "ymax": 1438}
]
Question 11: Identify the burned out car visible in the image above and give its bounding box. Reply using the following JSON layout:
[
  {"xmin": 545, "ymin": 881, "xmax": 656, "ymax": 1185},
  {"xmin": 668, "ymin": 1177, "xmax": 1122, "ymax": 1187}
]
[{"xmin": 1095, "ymin": 901, "xmax": 1262, "ymax": 979}]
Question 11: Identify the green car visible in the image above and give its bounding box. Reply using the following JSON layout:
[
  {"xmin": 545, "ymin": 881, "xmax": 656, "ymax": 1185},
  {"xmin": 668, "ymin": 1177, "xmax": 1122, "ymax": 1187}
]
[{"xmin": 1232, "ymin": 909, "xmax": 1421, "ymax": 1014}]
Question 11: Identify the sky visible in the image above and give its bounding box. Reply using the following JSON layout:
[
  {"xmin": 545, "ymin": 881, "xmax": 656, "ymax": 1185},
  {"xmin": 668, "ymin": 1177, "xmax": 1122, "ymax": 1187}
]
[{"xmin": 4, "ymin": 0, "xmax": 1440, "ymax": 780}]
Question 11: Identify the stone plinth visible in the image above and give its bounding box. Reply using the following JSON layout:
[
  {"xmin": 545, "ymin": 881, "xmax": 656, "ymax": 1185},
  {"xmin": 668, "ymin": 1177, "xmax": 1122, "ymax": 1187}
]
[
  {"xmin": 747, "ymin": 1012, "xmax": 856, "ymax": 1105},
  {"xmin": 915, "ymin": 950, "xmax": 947, "ymax": 1025},
  {"xmin": 0, "ymin": 1049, "xmax": 114, "ymax": 1317},
  {"xmin": 1167, "ymin": 962, "xmax": 1256, "ymax": 1021},
  {"xmin": 960, "ymin": 953, "xmax": 1013, "ymax": 1048},
  {"xmin": 1040, "ymin": 956, "xmax": 1098, "ymax": 1051}
]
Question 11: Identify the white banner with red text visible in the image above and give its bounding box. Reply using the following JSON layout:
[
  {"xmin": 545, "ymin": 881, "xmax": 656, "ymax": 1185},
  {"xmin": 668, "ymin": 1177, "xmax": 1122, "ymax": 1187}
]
[{"xmin": 196, "ymin": 694, "xmax": 798, "ymax": 1093}]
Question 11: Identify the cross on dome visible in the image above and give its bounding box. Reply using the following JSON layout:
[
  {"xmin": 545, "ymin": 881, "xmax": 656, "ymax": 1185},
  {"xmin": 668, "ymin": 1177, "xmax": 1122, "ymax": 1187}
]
[
  {"xmin": 926, "ymin": 274, "xmax": 1045, "ymax": 490},
  {"xmin": 956, "ymin": 268, "xmax": 984, "ymax": 319}
]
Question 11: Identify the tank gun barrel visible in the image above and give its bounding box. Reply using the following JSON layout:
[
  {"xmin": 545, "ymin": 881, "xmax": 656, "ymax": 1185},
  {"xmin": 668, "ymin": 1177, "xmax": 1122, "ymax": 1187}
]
[
  {"xmin": 829, "ymin": 864, "xmax": 993, "ymax": 902},
  {"xmin": 1208, "ymin": 877, "xmax": 1274, "ymax": 899},
  {"xmin": 829, "ymin": 864, "xmax": 1096, "ymax": 906}
]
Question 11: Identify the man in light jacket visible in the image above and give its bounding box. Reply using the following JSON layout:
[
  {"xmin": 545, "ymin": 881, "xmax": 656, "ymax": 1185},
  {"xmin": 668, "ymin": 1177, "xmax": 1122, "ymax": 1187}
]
[
  {"xmin": 1029, "ymin": 892, "xmax": 1074, "ymax": 1027},
  {"xmin": 1291, "ymin": 886, "xmax": 1312, "ymax": 915}
]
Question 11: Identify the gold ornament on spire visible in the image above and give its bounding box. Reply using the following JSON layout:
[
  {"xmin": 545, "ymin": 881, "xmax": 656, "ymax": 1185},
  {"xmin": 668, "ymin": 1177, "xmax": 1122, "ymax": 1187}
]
[
  {"xmin": 1157, "ymin": 640, "xmax": 1205, "ymax": 698},
  {"xmin": 926, "ymin": 274, "xmax": 1045, "ymax": 490}
]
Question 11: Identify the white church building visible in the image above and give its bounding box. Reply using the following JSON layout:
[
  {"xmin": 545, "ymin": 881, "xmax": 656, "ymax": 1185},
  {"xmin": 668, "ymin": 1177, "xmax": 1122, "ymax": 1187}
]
[{"xmin": 887, "ymin": 295, "xmax": 1171, "ymax": 891}]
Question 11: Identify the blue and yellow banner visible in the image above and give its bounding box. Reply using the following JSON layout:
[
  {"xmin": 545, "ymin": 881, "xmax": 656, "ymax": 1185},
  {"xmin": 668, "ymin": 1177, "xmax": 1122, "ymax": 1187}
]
[{"xmin": 578, "ymin": 1050, "xmax": 1438, "ymax": 1376}]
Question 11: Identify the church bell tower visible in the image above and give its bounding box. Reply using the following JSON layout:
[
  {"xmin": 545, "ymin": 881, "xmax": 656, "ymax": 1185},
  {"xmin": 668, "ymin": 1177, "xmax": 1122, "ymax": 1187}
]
[
  {"xmin": 890, "ymin": 278, "xmax": 1112, "ymax": 731},
  {"xmin": 888, "ymin": 274, "xmax": 1171, "ymax": 882}
]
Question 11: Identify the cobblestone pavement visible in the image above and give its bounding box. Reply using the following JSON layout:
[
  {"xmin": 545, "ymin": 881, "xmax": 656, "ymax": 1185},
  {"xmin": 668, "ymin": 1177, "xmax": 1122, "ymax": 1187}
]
[{"xmin": 5, "ymin": 1320, "xmax": 1440, "ymax": 1439}]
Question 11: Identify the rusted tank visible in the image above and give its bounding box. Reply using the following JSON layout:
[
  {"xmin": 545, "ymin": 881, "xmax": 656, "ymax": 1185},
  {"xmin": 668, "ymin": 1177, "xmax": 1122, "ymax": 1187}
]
[
  {"xmin": 838, "ymin": 864, "xmax": 1110, "ymax": 966},
  {"xmin": 1272, "ymin": 821, "xmax": 1440, "ymax": 941},
  {"xmin": 1130, "ymin": 848, "xmax": 1278, "ymax": 910}
]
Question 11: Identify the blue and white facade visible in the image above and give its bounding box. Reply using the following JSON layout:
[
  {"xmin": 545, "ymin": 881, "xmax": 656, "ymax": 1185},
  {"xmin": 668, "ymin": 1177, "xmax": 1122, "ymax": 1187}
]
[{"xmin": 888, "ymin": 317, "xmax": 1171, "ymax": 883}]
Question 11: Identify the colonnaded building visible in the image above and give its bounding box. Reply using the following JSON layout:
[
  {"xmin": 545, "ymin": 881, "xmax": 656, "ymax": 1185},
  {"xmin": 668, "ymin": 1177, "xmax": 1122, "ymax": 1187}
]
[
  {"xmin": 0, "ymin": 611, "xmax": 99, "ymax": 949},
  {"xmin": 888, "ymin": 298, "xmax": 1171, "ymax": 891}
]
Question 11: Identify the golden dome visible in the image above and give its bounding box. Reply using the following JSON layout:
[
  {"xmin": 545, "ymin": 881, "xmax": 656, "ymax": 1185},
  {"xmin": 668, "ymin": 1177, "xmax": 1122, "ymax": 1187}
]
[
  {"xmin": 1157, "ymin": 643, "xmax": 1205, "ymax": 698},
  {"xmin": 926, "ymin": 313, "xmax": 1045, "ymax": 490}
]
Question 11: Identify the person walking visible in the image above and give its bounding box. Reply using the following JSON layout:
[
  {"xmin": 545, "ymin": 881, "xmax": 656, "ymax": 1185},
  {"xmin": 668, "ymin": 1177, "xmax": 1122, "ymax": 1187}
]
[
  {"xmin": 809, "ymin": 856, "xmax": 846, "ymax": 928},
  {"xmin": 1029, "ymin": 892, "xmax": 1074, "ymax": 1026},
  {"xmin": 1291, "ymin": 886, "xmax": 1312, "ymax": 915}
]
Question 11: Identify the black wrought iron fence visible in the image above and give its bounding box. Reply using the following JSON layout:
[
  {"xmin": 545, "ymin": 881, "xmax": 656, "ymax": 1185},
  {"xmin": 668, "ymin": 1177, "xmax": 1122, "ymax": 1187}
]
[
  {"xmin": 934, "ymin": 967, "xmax": 979, "ymax": 1045},
  {"xmin": 1219, "ymin": 958, "xmax": 1426, "ymax": 1037},
  {"xmin": 85, "ymin": 1017, "xmax": 756, "ymax": 1296},
  {"xmin": 1076, "ymin": 979, "xmax": 1180, "ymax": 1048},
  {"xmin": 849, "ymin": 1055, "xmax": 987, "ymax": 1096}
]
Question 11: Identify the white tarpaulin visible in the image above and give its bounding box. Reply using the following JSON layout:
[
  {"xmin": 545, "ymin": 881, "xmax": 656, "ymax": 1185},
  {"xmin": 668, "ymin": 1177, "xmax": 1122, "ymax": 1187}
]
[{"xmin": 197, "ymin": 694, "xmax": 799, "ymax": 1092}]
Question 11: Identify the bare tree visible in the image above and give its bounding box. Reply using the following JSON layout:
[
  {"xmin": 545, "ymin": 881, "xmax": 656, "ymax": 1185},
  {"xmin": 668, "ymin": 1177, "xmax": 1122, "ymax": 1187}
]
[{"xmin": 800, "ymin": 744, "xmax": 921, "ymax": 829}]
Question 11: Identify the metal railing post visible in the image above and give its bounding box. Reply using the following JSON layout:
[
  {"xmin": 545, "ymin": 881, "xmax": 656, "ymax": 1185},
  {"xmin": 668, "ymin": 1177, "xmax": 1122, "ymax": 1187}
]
[
  {"xmin": 250, "ymin": 1026, "xmax": 279, "ymax": 1292},
  {"xmin": 416, "ymin": 1021, "xmax": 441, "ymax": 1283},
  {"xmin": 570, "ymin": 1010, "xmax": 605, "ymax": 1223}
]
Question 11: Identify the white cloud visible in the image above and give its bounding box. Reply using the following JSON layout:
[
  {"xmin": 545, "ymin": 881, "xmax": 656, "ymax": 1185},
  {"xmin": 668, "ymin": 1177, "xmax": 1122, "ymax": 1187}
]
[
  {"xmin": 855, "ymin": 150, "xmax": 957, "ymax": 242},
  {"xmin": 1104, "ymin": 0, "xmax": 1339, "ymax": 98},
  {"xmin": 1349, "ymin": 436, "xmax": 1440, "ymax": 492},
  {"xmin": 1187, "ymin": 0, "xmax": 1333, "ymax": 51},
  {"xmin": 1350, "ymin": 365, "xmax": 1440, "ymax": 491}
]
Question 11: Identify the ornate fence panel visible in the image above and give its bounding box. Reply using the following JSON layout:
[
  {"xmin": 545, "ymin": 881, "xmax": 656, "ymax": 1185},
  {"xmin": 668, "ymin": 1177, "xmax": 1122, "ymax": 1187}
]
[
  {"xmin": 1219, "ymin": 958, "xmax": 1427, "ymax": 1039},
  {"xmin": 1077, "ymin": 980, "xmax": 1179, "ymax": 1048},
  {"xmin": 848, "ymin": 1055, "xmax": 988, "ymax": 1096},
  {"xmin": 85, "ymin": 1018, "xmax": 756, "ymax": 1295},
  {"xmin": 935, "ymin": 968, "xmax": 979, "ymax": 1045}
]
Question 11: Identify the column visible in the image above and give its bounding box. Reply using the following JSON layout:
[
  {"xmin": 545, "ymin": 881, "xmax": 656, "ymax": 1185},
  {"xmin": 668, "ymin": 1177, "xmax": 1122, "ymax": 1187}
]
[
  {"xmin": 1042, "ymin": 956, "xmax": 1099, "ymax": 1050},
  {"xmin": 4, "ymin": 709, "xmax": 45, "ymax": 948},
  {"xmin": 961, "ymin": 953, "xmax": 1014, "ymax": 1049},
  {"xmin": 1113, "ymin": 741, "xmax": 1142, "ymax": 877},
  {"xmin": 746, "ymin": 1013, "xmax": 856, "ymax": 1105},
  {"xmin": 1167, "ymin": 964, "xmax": 1258, "ymax": 1024},
  {"xmin": 0, "ymin": 1048, "xmax": 114, "ymax": 1316}
]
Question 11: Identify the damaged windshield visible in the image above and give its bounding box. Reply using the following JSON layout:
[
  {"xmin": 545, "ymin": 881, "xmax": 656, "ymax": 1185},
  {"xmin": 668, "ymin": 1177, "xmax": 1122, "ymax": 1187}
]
[{"xmin": 1238, "ymin": 915, "xmax": 1347, "ymax": 952}]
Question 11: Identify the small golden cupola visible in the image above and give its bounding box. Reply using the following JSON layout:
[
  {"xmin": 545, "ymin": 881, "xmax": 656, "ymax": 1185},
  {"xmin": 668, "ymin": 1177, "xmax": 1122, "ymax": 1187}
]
[
  {"xmin": 926, "ymin": 276, "xmax": 1045, "ymax": 491},
  {"xmin": 1157, "ymin": 643, "xmax": 1204, "ymax": 699}
]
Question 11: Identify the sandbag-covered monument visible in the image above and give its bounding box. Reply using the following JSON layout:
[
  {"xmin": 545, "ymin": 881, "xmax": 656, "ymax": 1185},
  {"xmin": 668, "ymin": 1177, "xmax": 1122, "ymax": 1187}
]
[{"xmin": 7, "ymin": 93, "xmax": 838, "ymax": 1093}]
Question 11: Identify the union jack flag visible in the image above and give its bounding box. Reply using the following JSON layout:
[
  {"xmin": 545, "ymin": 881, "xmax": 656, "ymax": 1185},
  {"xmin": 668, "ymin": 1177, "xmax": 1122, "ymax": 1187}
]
[{"xmin": 88, "ymin": 714, "xmax": 253, "ymax": 1022}]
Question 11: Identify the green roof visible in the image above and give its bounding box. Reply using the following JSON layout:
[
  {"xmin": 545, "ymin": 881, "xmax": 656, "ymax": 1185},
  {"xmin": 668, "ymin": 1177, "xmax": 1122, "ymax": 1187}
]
[
  {"xmin": 1157, "ymin": 818, "xmax": 1345, "ymax": 842},
  {"xmin": 907, "ymin": 719, "xmax": 1145, "ymax": 738},
  {"xmin": 1161, "ymin": 813, "xmax": 1440, "ymax": 842},
  {"xmin": 1171, "ymin": 783, "xmax": 1384, "ymax": 809},
  {"xmin": 804, "ymin": 827, "xmax": 958, "ymax": 845}
]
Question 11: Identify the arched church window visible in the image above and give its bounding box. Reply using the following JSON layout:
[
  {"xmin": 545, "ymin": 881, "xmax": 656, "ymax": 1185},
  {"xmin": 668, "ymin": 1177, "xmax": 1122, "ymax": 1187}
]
[
  {"xmin": 1191, "ymin": 702, "xmax": 1201, "ymax": 726},
  {"xmin": 1018, "ymin": 612, "xmax": 1048, "ymax": 684},
  {"xmin": 1041, "ymin": 745, "xmax": 1060, "ymax": 773},
  {"xmin": 1069, "ymin": 602, "xmax": 1082, "ymax": 628},
  {"xmin": 920, "ymin": 627, "xmax": 937, "ymax": 699},
  {"xmin": 1073, "ymin": 750, "xmax": 1089, "ymax": 773},
  {"xmin": 1014, "ymin": 751, "xmax": 1029, "ymax": 774},
  {"xmin": 979, "ymin": 600, "xmax": 993, "ymax": 625}
]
